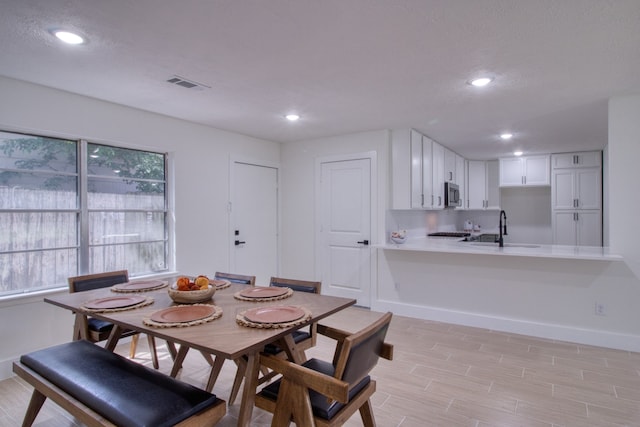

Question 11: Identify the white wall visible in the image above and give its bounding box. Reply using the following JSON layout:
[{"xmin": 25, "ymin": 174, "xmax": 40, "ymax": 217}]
[
  {"xmin": 608, "ymin": 96, "xmax": 640, "ymax": 276},
  {"xmin": 499, "ymin": 186, "xmax": 552, "ymax": 244},
  {"xmin": 0, "ymin": 76, "xmax": 280, "ymax": 379},
  {"xmin": 279, "ymin": 130, "xmax": 389, "ymax": 279}
]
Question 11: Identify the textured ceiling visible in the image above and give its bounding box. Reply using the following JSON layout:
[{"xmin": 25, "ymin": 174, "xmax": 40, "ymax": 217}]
[{"xmin": 0, "ymin": 0, "xmax": 638, "ymax": 159}]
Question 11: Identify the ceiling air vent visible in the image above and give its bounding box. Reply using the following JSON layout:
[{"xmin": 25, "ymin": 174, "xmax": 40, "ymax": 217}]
[{"xmin": 166, "ymin": 75, "xmax": 210, "ymax": 91}]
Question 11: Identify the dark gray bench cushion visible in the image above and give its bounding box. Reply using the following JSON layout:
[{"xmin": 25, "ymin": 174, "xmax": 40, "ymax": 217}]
[{"xmin": 21, "ymin": 340, "xmax": 219, "ymax": 427}]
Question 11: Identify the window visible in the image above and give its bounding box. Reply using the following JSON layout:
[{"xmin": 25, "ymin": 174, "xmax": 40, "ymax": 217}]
[{"xmin": 0, "ymin": 131, "xmax": 170, "ymax": 297}]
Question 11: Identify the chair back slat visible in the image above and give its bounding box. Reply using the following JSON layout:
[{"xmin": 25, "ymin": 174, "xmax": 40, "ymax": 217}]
[
  {"xmin": 270, "ymin": 277, "xmax": 321, "ymax": 294},
  {"xmin": 68, "ymin": 270, "xmax": 129, "ymax": 293},
  {"xmin": 214, "ymin": 272, "xmax": 255, "ymax": 286}
]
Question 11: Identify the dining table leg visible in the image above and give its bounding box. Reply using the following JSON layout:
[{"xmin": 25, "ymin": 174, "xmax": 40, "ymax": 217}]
[
  {"xmin": 72, "ymin": 313, "xmax": 88, "ymax": 341},
  {"xmin": 170, "ymin": 345, "xmax": 190, "ymax": 377},
  {"xmin": 237, "ymin": 352, "xmax": 261, "ymax": 427},
  {"xmin": 205, "ymin": 356, "xmax": 226, "ymax": 392},
  {"xmin": 105, "ymin": 325, "xmax": 124, "ymax": 351},
  {"xmin": 278, "ymin": 333, "xmax": 307, "ymax": 363}
]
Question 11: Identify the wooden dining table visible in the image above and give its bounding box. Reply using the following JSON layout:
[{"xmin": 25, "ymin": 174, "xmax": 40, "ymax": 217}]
[{"xmin": 44, "ymin": 278, "xmax": 356, "ymax": 427}]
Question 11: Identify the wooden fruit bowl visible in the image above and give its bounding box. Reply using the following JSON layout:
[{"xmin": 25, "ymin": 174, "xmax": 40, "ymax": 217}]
[{"xmin": 168, "ymin": 284, "xmax": 215, "ymax": 303}]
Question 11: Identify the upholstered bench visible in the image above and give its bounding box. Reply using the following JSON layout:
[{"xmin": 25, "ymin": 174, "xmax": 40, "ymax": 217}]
[{"xmin": 13, "ymin": 340, "xmax": 226, "ymax": 427}]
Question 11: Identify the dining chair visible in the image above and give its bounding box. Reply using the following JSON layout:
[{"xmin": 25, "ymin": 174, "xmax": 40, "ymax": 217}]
[
  {"xmin": 255, "ymin": 311, "xmax": 394, "ymax": 426},
  {"xmin": 214, "ymin": 271, "xmax": 256, "ymax": 286},
  {"xmin": 228, "ymin": 276, "xmax": 321, "ymax": 405},
  {"xmin": 67, "ymin": 270, "xmax": 160, "ymax": 369},
  {"xmin": 169, "ymin": 272, "xmax": 257, "ymax": 393}
]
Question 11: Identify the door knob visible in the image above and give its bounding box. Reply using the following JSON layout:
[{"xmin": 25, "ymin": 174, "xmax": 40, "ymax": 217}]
[
  {"xmin": 235, "ymin": 240, "xmax": 246, "ymax": 246},
  {"xmin": 357, "ymin": 240, "xmax": 369, "ymax": 246}
]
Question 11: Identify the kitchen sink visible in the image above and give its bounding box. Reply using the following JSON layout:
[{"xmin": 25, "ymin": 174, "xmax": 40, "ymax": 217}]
[
  {"xmin": 461, "ymin": 233, "xmax": 499, "ymax": 242},
  {"xmin": 461, "ymin": 234, "xmax": 540, "ymax": 248},
  {"xmin": 469, "ymin": 242, "xmax": 541, "ymax": 248}
]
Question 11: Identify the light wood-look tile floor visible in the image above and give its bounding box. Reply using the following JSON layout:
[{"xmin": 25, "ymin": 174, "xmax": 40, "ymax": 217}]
[{"xmin": 1, "ymin": 307, "xmax": 639, "ymax": 426}]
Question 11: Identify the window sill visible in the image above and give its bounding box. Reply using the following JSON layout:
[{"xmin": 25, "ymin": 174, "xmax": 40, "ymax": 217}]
[{"xmin": 0, "ymin": 271, "xmax": 179, "ymax": 308}]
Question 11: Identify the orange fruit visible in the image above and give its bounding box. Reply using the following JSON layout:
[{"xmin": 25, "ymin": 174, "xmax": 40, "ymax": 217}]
[
  {"xmin": 194, "ymin": 275, "xmax": 209, "ymax": 289},
  {"xmin": 177, "ymin": 276, "xmax": 191, "ymax": 291}
]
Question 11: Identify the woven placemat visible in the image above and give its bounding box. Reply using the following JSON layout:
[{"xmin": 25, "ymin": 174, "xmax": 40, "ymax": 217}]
[
  {"xmin": 211, "ymin": 279, "xmax": 231, "ymax": 290},
  {"xmin": 236, "ymin": 306, "xmax": 312, "ymax": 329},
  {"xmin": 110, "ymin": 281, "xmax": 168, "ymax": 293},
  {"xmin": 142, "ymin": 304, "xmax": 223, "ymax": 328},
  {"xmin": 81, "ymin": 296, "xmax": 155, "ymax": 313},
  {"xmin": 233, "ymin": 287, "xmax": 294, "ymax": 302}
]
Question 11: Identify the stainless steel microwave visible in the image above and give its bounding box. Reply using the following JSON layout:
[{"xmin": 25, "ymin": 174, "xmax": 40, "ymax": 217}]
[{"xmin": 444, "ymin": 182, "xmax": 461, "ymax": 207}]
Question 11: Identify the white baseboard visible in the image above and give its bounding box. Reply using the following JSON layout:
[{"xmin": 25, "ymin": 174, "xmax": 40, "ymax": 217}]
[
  {"xmin": 372, "ymin": 299, "xmax": 640, "ymax": 352},
  {"xmin": 0, "ymin": 357, "xmax": 18, "ymax": 382}
]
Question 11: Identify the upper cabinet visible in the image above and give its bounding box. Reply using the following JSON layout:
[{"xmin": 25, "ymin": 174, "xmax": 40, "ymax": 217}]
[
  {"xmin": 431, "ymin": 141, "xmax": 445, "ymax": 209},
  {"xmin": 391, "ymin": 129, "xmax": 463, "ymax": 210},
  {"xmin": 552, "ymin": 152, "xmax": 601, "ymax": 169},
  {"xmin": 455, "ymin": 155, "xmax": 466, "ymax": 210},
  {"xmin": 466, "ymin": 160, "xmax": 500, "ymax": 210},
  {"xmin": 391, "ymin": 129, "xmax": 432, "ymax": 209},
  {"xmin": 499, "ymin": 155, "xmax": 550, "ymax": 187},
  {"xmin": 444, "ymin": 147, "xmax": 456, "ymax": 182}
]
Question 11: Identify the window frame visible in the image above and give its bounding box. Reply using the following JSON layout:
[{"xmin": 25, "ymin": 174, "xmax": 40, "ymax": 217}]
[{"xmin": 0, "ymin": 130, "xmax": 174, "ymax": 299}]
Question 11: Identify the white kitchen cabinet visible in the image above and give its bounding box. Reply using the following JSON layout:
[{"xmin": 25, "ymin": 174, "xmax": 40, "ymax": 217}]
[
  {"xmin": 552, "ymin": 210, "xmax": 602, "ymax": 246},
  {"xmin": 467, "ymin": 160, "xmax": 500, "ymax": 210},
  {"xmin": 391, "ymin": 129, "xmax": 432, "ymax": 209},
  {"xmin": 551, "ymin": 151, "xmax": 602, "ymax": 246},
  {"xmin": 410, "ymin": 130, "xmax": 433, "ymax": 209},
  {"xmin": 552, "ymin": 151, "xmax": 601, "ymax": 169},
  {"xmin": 456, "ymin": 155, "xmax": 466, "ymax": 210},
  {"xmin": 499, "ymin": 155, "xmax": 550, "ymax": 187},
  {"xmin": 444, "ymin": 147, "xmax": 456, "ymax": 183},
  {"xmin": 552, "ymin": 168, "xmax": 601, "ymax": 210},
  {"xmin": 431, "ymin": 141, "xmax": 445, "ymax": 209}
]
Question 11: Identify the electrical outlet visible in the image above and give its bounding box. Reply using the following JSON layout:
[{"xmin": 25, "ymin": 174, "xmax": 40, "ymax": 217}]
[{"xmin": 595, "ymin": 302, "xmax": 606, "ymax": 316}]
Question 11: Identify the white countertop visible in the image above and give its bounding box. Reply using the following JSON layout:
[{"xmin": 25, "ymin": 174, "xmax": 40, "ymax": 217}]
[{"xmin": 374, "ymin": 237, "xmax": 622, "ymax": 261}]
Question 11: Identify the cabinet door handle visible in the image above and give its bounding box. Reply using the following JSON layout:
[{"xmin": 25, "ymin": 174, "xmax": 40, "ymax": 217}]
[
  {"xmin": 438, "ymin": 196, "xmax": 442, "ymax": 206},
  {"xmin": 421, "ymin": 194, "xmax": 424, "ymax": 207},
  {"xmin": 449, "ymin": 171, "xmax": 453, "ymax": 181},
  {"xmin": 573, "ymin": 155, "xmax": 579, "ymax": 164},
  {"xmin": 235, "ymin": 240, "xmax": 246, "ymax": 246},
  {"xmin": 357, "ymin": 240, "xmax": 369, "ymax": 246},
  {"xmin": 431, "ymin": 195, "xmax": 434, "ymax": 206}
]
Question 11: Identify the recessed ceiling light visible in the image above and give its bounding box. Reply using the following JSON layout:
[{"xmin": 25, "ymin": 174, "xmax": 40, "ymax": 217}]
[
  {"xmin": 51, "ymin": 30, "xmax": 85, "ymax": 45},
  {"xmin": 500, "ymin": 133, "xmax": 513, "ymax": 140},
  {"xmin": 468, "ymin": 77, "xmax": 493, "ymax": 87},
  {"xmin": 513, "ymin": 151, "xmax": 523, "ymax": 156},
  {"xmin": 285, "ymin": 114, "xmax": 300, "ymax": 121}
]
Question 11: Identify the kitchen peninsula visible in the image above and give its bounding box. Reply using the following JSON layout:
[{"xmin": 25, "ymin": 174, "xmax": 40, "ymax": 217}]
[
  {"xmin": 374, "ymin": 237, "xmax": 622, "ymax": 261},
  {"xmin": 371, "ymin": 235, "xmax": 637, "ymax": 353}
]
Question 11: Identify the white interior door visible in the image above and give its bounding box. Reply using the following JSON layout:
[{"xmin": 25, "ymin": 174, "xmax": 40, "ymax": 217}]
[
  {"xmin": 231, "ymin": 162, "xmax": 278, "ymax": 286},
  {"xmin": 319, "ymin": 158, "xmax": 372, "ymax": 307}
]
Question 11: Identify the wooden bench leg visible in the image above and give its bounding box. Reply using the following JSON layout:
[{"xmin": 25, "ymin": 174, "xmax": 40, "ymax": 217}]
[{"xmin": 22, "ymin": 389, "xmax": 47, "ymax": 427}]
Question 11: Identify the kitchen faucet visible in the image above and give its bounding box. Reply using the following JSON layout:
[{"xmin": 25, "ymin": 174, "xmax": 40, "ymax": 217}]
[{"xmin": 497, "ymin": 210, "xmax": 508, "ymax": 247}]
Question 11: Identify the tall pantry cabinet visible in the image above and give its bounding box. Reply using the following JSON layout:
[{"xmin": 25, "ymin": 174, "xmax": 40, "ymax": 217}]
[{"xmin": 551, "ymin": 151, "xmax": 602, "ymax": 246}]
